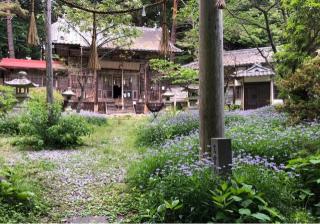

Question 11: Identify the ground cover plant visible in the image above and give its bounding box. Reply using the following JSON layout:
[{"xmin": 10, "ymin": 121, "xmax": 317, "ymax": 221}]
[
  {"xmin": 129, "ymin": 106, "xmax": 320, "ymax": 222},
  {"xmin": 0, "ymin": 157, "xmax": 49, "ymax": 223}
]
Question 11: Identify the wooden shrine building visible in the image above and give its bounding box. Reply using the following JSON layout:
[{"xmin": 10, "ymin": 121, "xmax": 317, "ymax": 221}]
[{"xmin": 51, "ymin": 18, "xmax": 182, "ymax": 113}]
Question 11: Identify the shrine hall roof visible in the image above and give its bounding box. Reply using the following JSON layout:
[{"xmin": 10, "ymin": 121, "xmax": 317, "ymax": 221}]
[
  {"xmin": 52, "ymin": 18, "xmax": 182, "ymax": 53},
  {"xmin": 0, "ymin": 58, "xmax": 66, "ymax": 71}
]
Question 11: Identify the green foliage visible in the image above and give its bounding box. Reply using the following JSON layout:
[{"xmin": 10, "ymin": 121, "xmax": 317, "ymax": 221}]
[
  {"xmin": 233, "ymin": 164, "xmax": 298, "ymax": 216},
  {"xmin": 276, "ymin": 0, "xmax": 320, "ymax": 77},
  {"xmin": 176, "ymin": 0, "xmax": 283, "ymax": 58},
  {"xmin": 0, "ymin": 0, "xmax": 45, "ymax": 59},
  {"xmin": 287, "ymin": 153, "xmax": 320, "ymax": 216},
  {"xmin": 0, "ymin": 113, "xmax": 21, "ymax": 135},
  {"xmin": 128, "ymin": 133, "xmax": 218, "ymax": 222},
  {"xmin": 278, "ymin": 56, "xmax": 320, "ymax": 122},
  {"xmin": 0, "ymin": 86, "xmax": 17, "ymax": 117},
  {"xmin": 0, "ymin": 164, "xmax": 46, "ymax": 223},
  {"xmin": 47, "ymin": 115, "xmax": 92, "ymax": 148},
  {"xmin": 59, "ymin": 0, "xmax": 141, "ymax": 58},
  {"xmin": 14, "ymin": 88, "xmax": 91, "ymax": 150},
  {"xmin": 149, "ymin": 59, "xmax": 198, "ymax": 87},
  {"xmin": 211, "ymin": 179, "xmax": 284, "ymax": 223}
]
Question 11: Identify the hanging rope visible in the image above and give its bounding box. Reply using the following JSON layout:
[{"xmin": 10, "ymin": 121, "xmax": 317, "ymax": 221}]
[
  {"xmin": 57, "ymin": 0, "xmax": 165, "ymax": 15},
  {"xmin": 27, "ymin": 0, "xmax": 39, "ymax": 45},
  {"xmin": 88, "ymin": 12, "xmax": 101, "ymax": 71},
  {"xmin": 217, "ymin": 0, "xmax": 226, "ymax": 9},
  {"xmin": 160, "ymin": 0, "xmax": 170, "ymax": 56}
]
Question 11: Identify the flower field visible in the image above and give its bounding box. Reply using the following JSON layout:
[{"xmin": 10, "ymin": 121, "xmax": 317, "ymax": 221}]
[{"xmin": 129, "ymin": 107, "xmax": 320, "ymax": 222}]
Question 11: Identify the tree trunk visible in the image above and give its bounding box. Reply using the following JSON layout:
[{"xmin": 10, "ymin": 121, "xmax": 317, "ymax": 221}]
[
  {"xmin": 263, "ymin": 11, "xmax": 277, "ymax": 53},
  {"xmin": 199, "ymin": 0, "xmax": 225, "ymax": 155},
  {"xmin": 170, "ymin": 0, "xmax": 178, "ymax": 60},
  {"xmin": 45, "ymin": 0, "xmax": 54, "ymax": 107},
  {"xmin": 6, "ymin": 0, "xmax": 15, "ymax": 58},
  {"xmin": 77, "ymin": 84, "xmax": 85, "ymax": 113}
]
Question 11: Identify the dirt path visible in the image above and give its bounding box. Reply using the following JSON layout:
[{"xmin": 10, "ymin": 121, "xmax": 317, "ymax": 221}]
[{"xmin": 1, "ymin": 117, "xmax": 144, "ymax": 222}]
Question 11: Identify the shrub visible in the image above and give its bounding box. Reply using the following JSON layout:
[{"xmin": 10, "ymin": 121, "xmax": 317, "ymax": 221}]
[
  {"xmin": 287, "ymin": 153, "xmax": 320, "ymax": 217},
  {"xmin": 233, "ymin": 163, "xmax": 298, "ymax": 216},
  {"xmin": 211, "ymin": 179, "xmax": 284, "ymax": 223},
  {"xmin": 0, "ymin": 113, "xmax": 21, "ymax": 135},
  {"xmin": 14, "ymin": 88, "xmax": 91, "ymax": 149},
  {"xmin": 278, "ymin": 56, "xmax": 320, "ymax": 123},
  {"xmin": 47, "ymin": 115, "xmax": 92, "ymax": 148},
  {"xmin": 0, "ymin": 86, "xmax": 17, "ymax": 117}
]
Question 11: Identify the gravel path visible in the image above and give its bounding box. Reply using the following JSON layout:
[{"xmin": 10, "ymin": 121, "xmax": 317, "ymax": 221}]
[{"xmin": 25, "ymin": 146, "xmax": 126, "ymax": 219}]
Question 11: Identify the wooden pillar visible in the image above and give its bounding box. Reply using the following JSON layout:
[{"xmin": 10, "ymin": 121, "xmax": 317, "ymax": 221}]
[
  {"xmin": 45, "ymin": 0, "xmax": 54, "ymax": 106},
  {"xmin": 270, "ymin": 76, "xmax": 274, "ymax": 105},
  {"xmin": 241, "ymin": 78, "xmax": 245, "ymax": 110},
  {"xmin": 121, "ymin": 68, "xmax": 124, "ymax": 110},
  {"xmin": 199, "ymin": 0, "xmax": 225, "ymax": 155}
]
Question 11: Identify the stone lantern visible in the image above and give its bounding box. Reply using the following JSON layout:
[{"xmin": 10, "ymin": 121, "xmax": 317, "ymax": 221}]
[
  {"xmin": 62, "ymin": 87, "xmax": 76, "ymax": 112},
  {"xmin": 162, "ymin": 90, "xmax": 174, "ymax": 110},
  {"xmin": 4, "ymin": 71, "xmax": 38, "ymax": 103},
  {"xmin": 187, "ymin": 84, "xmax": 199, "ymax": 110}
]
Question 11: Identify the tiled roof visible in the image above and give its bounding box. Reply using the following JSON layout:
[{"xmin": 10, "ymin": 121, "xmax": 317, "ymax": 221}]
[
  {"xmin": 0, "ymin": 58, "xmax": 66, "ymax": 71},
  {"xmin": 52, "ymin": 18, "xmax": 182, "ymax": 53},
  {"xmin": 235, "ymin": 64, "xmax": 275, "ymax": 78},
  {"xmin": 184, "ymin": 47, "xmax": 273, "ymax": 69}
]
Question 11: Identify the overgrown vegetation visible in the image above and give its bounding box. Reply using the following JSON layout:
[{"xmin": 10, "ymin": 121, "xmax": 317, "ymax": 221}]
[
  {"xmin": 0, "ymin": 158, "xmax": 49, "ymax": 223},
  {"xmin": 1, "ymin": 88, "xmax": 92, "ymax": 150},
  {"xmin": 129, "ymin": 107, "xmax": 320, "ymax": 222},
  {"xmin": 278, "ymin": 56, "xmax": 320, "ymax": 123}
]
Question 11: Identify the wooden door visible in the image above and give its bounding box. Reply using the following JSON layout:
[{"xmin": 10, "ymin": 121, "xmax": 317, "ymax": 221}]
[{"xmin": 244, "ymin": 82, "xmax": 270, "ymax": 110}]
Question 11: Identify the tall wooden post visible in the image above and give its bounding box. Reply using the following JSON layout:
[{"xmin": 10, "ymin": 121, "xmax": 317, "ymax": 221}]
[
  {"xmin": 199, "ymin": 0, "xmax": 225, "ymax": 155},
  {"xmin": 45, "ymin": 0, "xmax": 54, "ymax": 106},
  {"xmin": 6, "ymin": 0, "xmax": 15, "ymax": 58}
]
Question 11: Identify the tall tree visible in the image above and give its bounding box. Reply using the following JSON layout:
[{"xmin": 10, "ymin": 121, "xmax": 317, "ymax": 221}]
[
  {"xmin": 276, "ymin": 0, "xmax": 320, "ymax": 77},
  {"xmin": 177, "ymin": 0, "xmax": 285, "ymax": 60},
  {"xmin": 6, "ymin": 0, "xmax": 15, "ymax": 58},
  {"xmin": 0, "ymin": 0, "xmax": 44, "ymax": 59}
]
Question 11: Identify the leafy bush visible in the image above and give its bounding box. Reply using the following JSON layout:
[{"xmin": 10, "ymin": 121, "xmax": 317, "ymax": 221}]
[
  {"xmin": 278, "ymin": 56, "xmax": 320, "ymax": 123},
  {"xmin": 0, "ymin": 86, "xmax": 17, "ymax": 117},
  {"xmin": 14, "ymin": 88, "xmax": 91, "ymax": 149},
  {"xmin": 47, "ymin": 115, "xmax": 92, "ymax": 148},
  {"xmin": 211, "ymin": 179, "xmax": 284, "ymax": 223},
  {"xmin": 233, "ymin": 163, "xmax": 298, "ymax": 216},
  {"xmin": 0, "ymin": 166, "xmax": 45, "ymax": 223},
  {"xmin": 0, "ymin": 113, "xmax": 21, "ymax": 135},
  {"xmin": 287, "ymin": 154, "xmax": 320, "ymax": 217}
]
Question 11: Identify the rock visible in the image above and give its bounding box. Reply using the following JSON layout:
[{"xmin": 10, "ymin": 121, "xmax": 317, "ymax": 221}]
[{"xmin": 64, "ymin": 216, "xmax": 108, "ymax": 223}]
